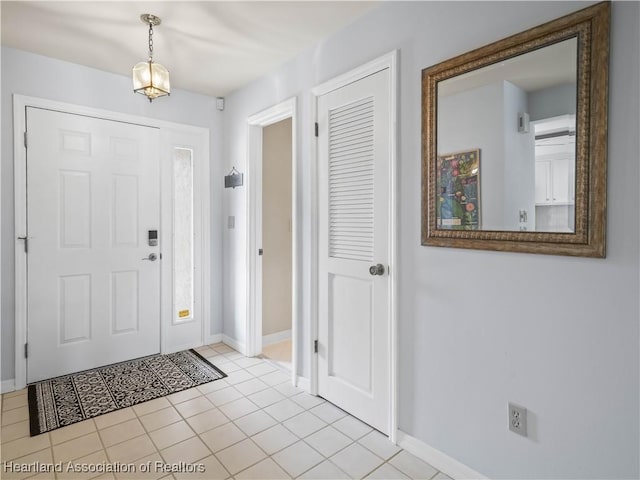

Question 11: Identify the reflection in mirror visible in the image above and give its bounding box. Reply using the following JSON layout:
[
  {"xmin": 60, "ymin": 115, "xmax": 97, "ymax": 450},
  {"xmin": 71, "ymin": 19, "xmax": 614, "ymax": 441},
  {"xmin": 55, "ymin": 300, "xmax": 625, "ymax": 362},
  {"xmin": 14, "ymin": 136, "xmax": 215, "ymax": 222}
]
[
  {"xmin": 533, "ymin": 114, "xmax": 575, "ymax": 232},
  {"xmin": 436, "ymin": 37, "xmax": 577, "ymax": 233}
]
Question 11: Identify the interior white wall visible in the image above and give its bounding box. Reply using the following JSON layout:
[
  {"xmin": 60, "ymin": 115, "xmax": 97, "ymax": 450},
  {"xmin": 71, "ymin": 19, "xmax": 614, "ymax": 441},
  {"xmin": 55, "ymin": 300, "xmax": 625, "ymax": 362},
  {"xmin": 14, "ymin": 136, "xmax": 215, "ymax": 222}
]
[
  {"xmin": 222, "ymin": 1, "xmax": 639, "ymax": 478},
  {"xmin": 0, "ymin": 47, "xmax": 225, "ymax": 381}
]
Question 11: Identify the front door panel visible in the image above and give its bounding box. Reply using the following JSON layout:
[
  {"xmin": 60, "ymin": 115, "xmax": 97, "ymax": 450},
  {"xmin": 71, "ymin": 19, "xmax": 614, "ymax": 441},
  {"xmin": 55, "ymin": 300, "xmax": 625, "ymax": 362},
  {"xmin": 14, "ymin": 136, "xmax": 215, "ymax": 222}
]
[{"xmin": 26, "ymin": 107, "xmax": 161, "ymax": 383}]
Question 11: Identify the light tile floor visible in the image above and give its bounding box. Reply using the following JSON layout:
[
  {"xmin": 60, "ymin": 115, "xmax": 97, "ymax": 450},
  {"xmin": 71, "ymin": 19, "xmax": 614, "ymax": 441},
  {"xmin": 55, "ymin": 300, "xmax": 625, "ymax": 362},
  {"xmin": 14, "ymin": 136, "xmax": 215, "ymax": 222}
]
[{"xmin": 1, "ymin": 343, "xmax": 449, "ymax": 480}]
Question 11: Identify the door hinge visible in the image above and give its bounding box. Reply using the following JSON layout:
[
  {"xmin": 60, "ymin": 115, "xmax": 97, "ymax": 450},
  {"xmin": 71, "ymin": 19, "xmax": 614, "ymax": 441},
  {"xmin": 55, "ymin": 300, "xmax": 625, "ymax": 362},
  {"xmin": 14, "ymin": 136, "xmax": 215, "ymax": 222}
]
[
  {"xmin": 314, "ymin": 340, "xmax": 318, "ymax": 353},
  {"xmin": 258, "ymin": 248, "xmax": 263, "ymax": 256},
  {"xmin": 314, "ymin": 122, "xmax": 319, "ymax": 137},
  {"xmin": 18, "ymin": 236, "xmax": 29, "ymax": 254},
  {"xmin": 24, "ymin": 131, "xmax": 28, "ymax": 149},
  {"xmin": 24, "ymin": 343, "xmax": 28, "ymax": 358}
]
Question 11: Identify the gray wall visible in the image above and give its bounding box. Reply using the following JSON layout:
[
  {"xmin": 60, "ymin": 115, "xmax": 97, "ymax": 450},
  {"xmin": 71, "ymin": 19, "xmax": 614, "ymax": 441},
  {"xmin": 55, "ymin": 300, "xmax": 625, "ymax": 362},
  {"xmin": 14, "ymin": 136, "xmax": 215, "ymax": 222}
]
[
  {"xmin": 222, "ymin": 1, "xmax": 639, "ymax": 478},
  {"xmin": 529, "ymin": 83, "xmax": 577, "ymax": 122},
  {"xmin": 1, "ymin": 47, "xmax": 225, "ymax": 381}
]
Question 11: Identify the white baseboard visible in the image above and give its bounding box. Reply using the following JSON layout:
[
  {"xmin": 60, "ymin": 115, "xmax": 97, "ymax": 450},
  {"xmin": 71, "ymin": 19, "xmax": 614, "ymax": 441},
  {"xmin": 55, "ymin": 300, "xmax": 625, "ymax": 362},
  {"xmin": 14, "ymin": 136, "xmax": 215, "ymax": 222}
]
[
  {"xmin": 222, "ymin": 334, "xmax": 246, "ymax": 356},
  {"xmin": 296, "ymin": 376, "xmax": 310, "ymax": 392},
  {"xmin": 396, "ymin": 430, "xmax": 487, "ymax": 480},
  {"xmin": 1, "ymin": 379, "xmax": 16, "ymax": 394},
  {"xmin": 205, "ymin": 333, "xmax": 223, "ymax": 345},
  {"xmin": 262, "ymin": 329, "xmax": 292, "ymax": 346}
]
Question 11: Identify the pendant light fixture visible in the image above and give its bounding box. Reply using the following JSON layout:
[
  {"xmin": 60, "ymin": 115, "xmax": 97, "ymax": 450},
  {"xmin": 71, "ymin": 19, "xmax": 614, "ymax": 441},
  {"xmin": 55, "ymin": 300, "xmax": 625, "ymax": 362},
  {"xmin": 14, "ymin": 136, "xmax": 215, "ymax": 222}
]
[{"xmin": 132, "ymin": 14, "xmax": 170, "ymax": 102}]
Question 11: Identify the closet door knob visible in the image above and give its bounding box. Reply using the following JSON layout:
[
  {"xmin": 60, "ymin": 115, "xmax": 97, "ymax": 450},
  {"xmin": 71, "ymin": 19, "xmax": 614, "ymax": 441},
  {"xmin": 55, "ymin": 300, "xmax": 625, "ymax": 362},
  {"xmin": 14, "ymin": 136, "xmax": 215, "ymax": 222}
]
[{"xmin": 369, "ymin": 264, "xmax": 385, "ymax": 276}]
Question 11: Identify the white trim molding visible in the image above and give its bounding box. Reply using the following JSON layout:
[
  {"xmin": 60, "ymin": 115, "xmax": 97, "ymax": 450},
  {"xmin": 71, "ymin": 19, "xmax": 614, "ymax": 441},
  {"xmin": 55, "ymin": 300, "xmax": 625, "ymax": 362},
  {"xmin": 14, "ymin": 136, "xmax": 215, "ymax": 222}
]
[
  {"xmin": 205, "ymin": 334, "xmax": 223, "ymax": 345},
  {"xmin": 396, "ymin": 430, "xmax": 488, "ymax": 480},
  {"xmin": 296, "ymin": 376, "xmax": 310, "ymax": 392},
  {"xmin": 1, "ymin": 379, "xmax": 16, "ymax": 394},
  {"xmin": 222, "ymin": 334, "xmax": 246, "ymax": 356},
  {"xmin": 310, "ymin": 50, "xmax": 399, "ymax": 441},
  {"xmin": 263, "ymin": 329, "xmax": 292, "ymax": 346},
  {"xmin": 246, "ymin": 97, "xmax": 298, "ymax": 390},
  {"xmin": 13, "ymin": 97, "xmax": 28, "ymax": 390}
]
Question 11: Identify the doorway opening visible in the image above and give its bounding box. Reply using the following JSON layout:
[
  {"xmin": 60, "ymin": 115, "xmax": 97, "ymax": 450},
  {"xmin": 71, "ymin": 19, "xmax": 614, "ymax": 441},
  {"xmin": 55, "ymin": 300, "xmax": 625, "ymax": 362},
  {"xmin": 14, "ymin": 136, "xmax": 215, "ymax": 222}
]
[
  {"xmin": 532, "ymin": 114, "xmax": 576, "ymax": 232},
  {"xmin": 246, "ymin": 97, "xmax": 298, "ymax": 386},
  {"xmin": 260, "ymin": 118, "xmax": 293, "ymax": 371}
]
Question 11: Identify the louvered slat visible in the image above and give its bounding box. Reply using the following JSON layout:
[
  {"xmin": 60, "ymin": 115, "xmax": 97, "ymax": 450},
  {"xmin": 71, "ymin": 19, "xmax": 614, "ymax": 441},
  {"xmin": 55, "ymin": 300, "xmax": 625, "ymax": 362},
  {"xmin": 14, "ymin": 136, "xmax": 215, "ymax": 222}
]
[{"xmin": 328, "ymin": 96, "xmax": 374, "ymax": 261}]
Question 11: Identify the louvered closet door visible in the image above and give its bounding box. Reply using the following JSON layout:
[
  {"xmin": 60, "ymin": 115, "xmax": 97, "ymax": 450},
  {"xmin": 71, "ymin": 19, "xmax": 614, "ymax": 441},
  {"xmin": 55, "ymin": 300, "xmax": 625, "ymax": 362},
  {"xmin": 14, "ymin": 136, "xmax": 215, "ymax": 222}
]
[{"xmin": 317, "ymin": 68, "xmax": 390, "ymax": 434}]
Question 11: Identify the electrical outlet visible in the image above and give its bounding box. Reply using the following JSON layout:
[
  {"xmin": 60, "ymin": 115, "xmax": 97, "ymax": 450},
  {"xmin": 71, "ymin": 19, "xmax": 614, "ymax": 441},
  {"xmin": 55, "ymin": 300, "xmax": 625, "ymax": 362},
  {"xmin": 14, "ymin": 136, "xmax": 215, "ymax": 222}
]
[{"xmin": 508, "ymin": 402, "xmax": 528, "ymax": 437}]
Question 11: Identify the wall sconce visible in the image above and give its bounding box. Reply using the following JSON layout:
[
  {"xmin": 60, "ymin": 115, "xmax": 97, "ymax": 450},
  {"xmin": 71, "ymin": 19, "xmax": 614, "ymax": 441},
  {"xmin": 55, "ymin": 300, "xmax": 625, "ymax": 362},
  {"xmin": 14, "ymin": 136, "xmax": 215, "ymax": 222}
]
[{"xmin": 225, "ymin": 167, "xmax": 244, "ymax": 189}]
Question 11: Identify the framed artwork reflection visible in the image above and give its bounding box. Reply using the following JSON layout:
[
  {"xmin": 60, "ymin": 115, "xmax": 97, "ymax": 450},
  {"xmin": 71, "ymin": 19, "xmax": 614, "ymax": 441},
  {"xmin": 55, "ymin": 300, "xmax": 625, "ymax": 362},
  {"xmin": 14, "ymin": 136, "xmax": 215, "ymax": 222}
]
[{"xmin": 436, "ymin": 149, "xmax": 480, "ymax": 230}]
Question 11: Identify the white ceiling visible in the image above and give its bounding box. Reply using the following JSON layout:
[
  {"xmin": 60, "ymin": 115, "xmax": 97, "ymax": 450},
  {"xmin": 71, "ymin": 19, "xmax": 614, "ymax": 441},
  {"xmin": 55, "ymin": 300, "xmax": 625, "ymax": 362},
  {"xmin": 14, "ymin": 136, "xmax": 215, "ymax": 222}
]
[{"xmin": 1, "ymin": 1, "xmax": 377, "ymax": 97}]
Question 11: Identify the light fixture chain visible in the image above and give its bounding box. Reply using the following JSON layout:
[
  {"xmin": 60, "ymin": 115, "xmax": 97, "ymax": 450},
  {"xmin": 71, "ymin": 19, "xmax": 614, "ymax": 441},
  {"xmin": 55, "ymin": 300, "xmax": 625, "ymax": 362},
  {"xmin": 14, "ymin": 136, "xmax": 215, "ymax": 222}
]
[{"xmin": 148, "ymin": 22, "xmax": 154, "ymax": 61}]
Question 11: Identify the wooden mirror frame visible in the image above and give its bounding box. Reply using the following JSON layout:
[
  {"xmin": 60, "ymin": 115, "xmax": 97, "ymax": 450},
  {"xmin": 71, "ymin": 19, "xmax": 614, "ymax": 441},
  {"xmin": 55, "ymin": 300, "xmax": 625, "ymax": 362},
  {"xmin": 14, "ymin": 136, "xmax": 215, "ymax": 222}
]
[{"xmin": 421, "ymin": 2, "xmax": 609, "ymax": 257}]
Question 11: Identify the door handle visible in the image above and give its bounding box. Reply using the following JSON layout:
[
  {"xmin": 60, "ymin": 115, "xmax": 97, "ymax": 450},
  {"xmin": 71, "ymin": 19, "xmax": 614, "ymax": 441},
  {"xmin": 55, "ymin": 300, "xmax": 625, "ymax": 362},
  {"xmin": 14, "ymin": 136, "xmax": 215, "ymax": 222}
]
[
  {"xmin": 142, "ymin": 253, "xmax": 158, "ymax": 261},
  {"xmin": 369, "ymin": 264, "xmax": 385, "ymax": 276}
]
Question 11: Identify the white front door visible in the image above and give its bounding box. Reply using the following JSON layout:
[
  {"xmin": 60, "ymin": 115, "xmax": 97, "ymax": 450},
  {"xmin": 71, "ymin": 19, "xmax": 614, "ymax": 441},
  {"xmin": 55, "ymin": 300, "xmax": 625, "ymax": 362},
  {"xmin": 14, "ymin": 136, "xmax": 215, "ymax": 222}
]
[
  {"xmin": 26, "ymin": 107, "xmax": 161, "ymax": 383},
  {"xmin": 317, "ymin": 68, "xmax": 391, "ymax": 434}
]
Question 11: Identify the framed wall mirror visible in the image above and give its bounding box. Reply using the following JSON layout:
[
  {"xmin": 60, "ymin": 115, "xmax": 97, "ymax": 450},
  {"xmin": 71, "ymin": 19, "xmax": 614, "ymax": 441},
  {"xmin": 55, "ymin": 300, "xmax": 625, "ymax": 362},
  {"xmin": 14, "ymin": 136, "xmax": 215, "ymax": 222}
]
[{"xmin": 421, "ymin": 2, "xmax": 609, "ymax": 257}]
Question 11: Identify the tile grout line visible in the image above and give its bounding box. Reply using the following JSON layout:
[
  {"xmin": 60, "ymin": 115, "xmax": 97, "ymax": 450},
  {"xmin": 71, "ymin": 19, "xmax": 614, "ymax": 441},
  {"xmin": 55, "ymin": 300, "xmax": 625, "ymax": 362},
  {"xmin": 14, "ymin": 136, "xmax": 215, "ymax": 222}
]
[
  {"xmin": 52, "ymin": 421, "xmax": 105, "ymax": 471},
  {"xmin": 209, "ymin": 371, "xmax": 285, "ymax": 475},
  {"xmin": 180, "ymin": 357, "xmax": 306, "ymax": 478},
  {"xmin": 1, "ymin": 397, "xmax": 29, "ymax": 413},
  {"xmin": 150, "ymin": 370, "xmax": 282, "ymax": 474},
  {"xmin": 132, "ymin": 388, "xmax": 211, "ymax": 465},
  {"xmin": 81, "ymin": 416, "xmax": 112, "ymax": 480},
  {"xmin": 220, "ymin": 436, "xmax": 275, "ymax": 478},
  {"xmin": 296, "ymin": 456, "xmax": 350, "ymax": 480},
  {"xmin": 128, "ymin": 360, "xmax": 248, "ymax": 478}
]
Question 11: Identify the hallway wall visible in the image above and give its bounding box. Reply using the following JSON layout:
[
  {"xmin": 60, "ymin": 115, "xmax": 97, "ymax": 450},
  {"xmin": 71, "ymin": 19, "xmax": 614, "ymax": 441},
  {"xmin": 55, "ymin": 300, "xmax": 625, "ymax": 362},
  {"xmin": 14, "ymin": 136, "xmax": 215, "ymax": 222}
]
[{"xmin": 221, "ymin": 2, "xmax": 640, "ymax": 478}]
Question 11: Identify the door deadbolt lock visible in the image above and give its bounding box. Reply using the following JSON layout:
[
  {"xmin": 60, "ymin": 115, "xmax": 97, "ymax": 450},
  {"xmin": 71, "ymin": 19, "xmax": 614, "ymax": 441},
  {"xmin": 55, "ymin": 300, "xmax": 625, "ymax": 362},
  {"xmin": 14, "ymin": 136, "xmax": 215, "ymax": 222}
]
[
  {"xmin": 369, "ymin": 264, "xmax": 385, "ymax": 276},
  {"xmin": 142, "ymin": 253, "xmax": 158, "ymax": 261},
  {"xmin": 148, "ymin": 230, "xmax": 158, "ymax": 247}
]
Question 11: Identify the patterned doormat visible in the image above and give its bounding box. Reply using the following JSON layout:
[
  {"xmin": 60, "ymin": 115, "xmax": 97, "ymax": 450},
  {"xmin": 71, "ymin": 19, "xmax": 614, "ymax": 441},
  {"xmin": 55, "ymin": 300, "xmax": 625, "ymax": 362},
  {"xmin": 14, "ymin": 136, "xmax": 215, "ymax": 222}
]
[{"xmin": 28, "ymin": 349, "xmax": 226, "ymax": 436}]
